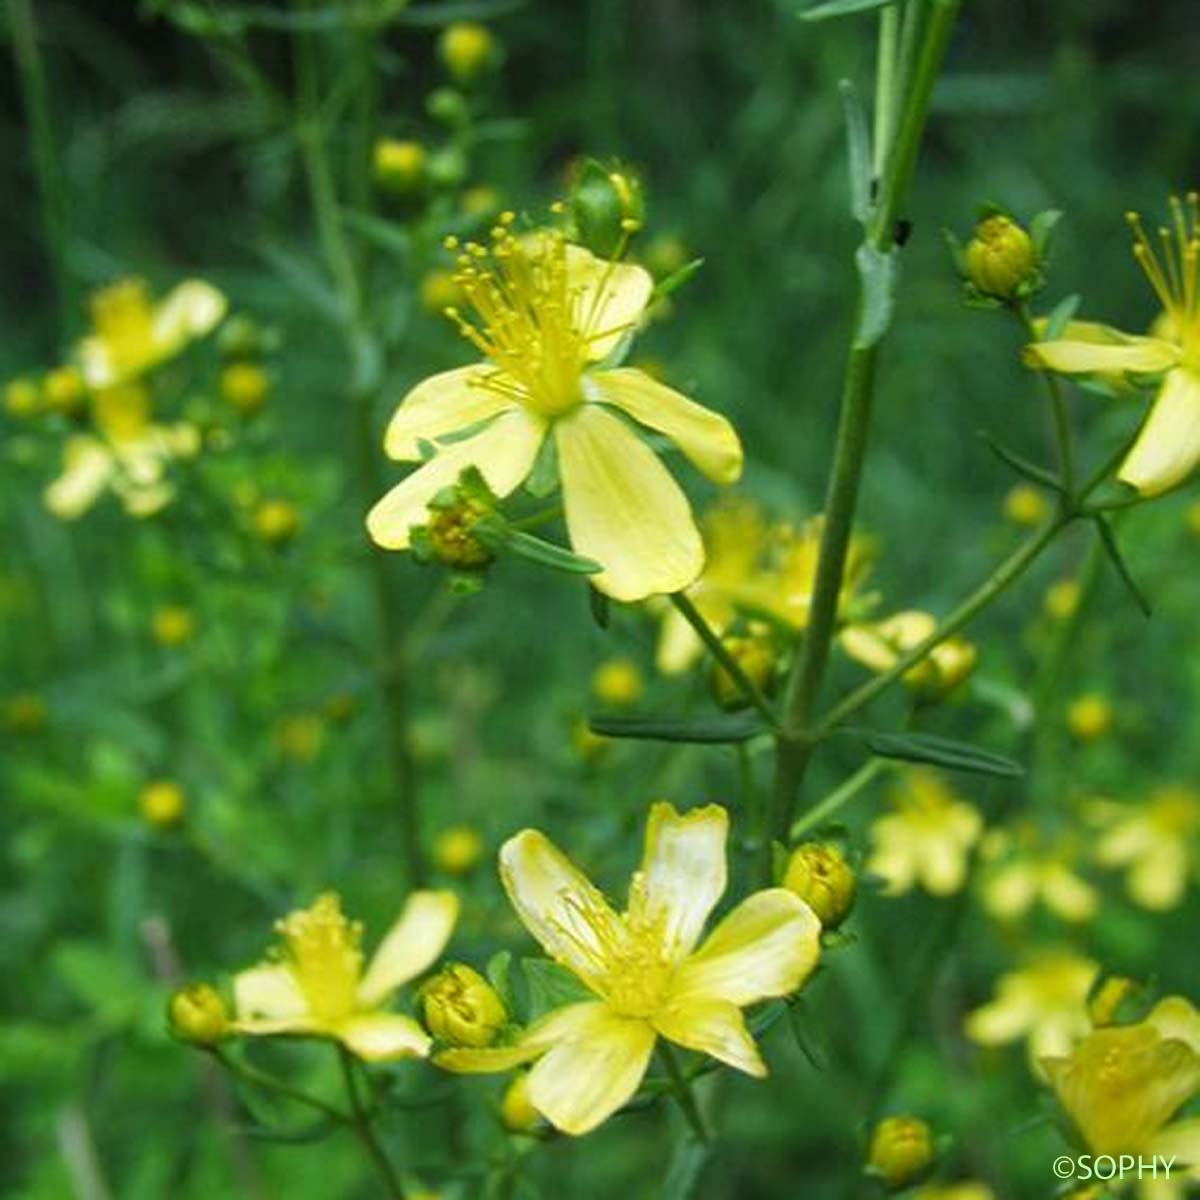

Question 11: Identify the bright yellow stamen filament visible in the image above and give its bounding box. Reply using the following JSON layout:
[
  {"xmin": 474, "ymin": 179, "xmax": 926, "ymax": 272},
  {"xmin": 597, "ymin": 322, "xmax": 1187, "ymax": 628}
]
[
  {"xmin": 276, "ymin": 893, "xmax": 363, "ymax": 1023},
  {"xmin": 1127, "ymin": 192, "xmax": 1200, "ymax": 360}
]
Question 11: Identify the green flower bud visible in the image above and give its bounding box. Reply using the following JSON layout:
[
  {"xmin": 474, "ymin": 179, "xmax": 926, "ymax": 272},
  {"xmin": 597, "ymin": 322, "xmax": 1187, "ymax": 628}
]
[
  {"xmin": 965, "ymin": 214, "xmax": 1036, "ymax": 301},
  {"xmin": 421, "ymin": 963, "xmax": 508, "ymax": 1047},
  {"xmin": 867, "ymin": 1116, "xmax": 935, "ymax": 1190},
  {"xmin": 168, "ymin": 984, "xmax": 230, "ymax": 1046},
  {"xmin": 782, "ymin": 843, "xmax": 856, "ymax": 929},
  {"xmin": 571, "ymin": 160, "xmax": 644, "ymax": 258}
]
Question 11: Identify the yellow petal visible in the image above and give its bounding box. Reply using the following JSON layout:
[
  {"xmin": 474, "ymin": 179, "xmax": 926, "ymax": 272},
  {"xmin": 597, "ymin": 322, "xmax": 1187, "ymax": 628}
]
[
  {"xmin": 653, "ymin": 997, "xmax": 765, "ymax": 1077},
  {"xmin": 1150, "ymin": 1117, "xmax": 1200, "ymax": 1169},
  {"xmin": 336, "ymin": 1012, "xmax": 431, "ymax": 1061},
  {"xmin": 982, "ymin": 864, "xmax": 1037, "ymax": 920},
  {"xmin": 564, "ymin": 245, "xmax": 653, "ymax": 361},
  {"xmin": 44, "ymin": 436, "xmax": 113, "ymax": 520},
  {"xmin": 964, "ymin": 994, "xmax": 1034, "ymax": 1046},
  {"xmin": 382, "ymin": 364, "xmax": 518, "ymax": 461},
  {"xmin": 635, "ymin": 801, "xmax": 728, "ymax": 960},
  {"xmin": 671, "ymin": 888, "xmax": 820, "ymax": 1006},
  {"xmin": 1120, "ymin": 369, "xmax": 1200, "ymax": 496},
  {"xmin": 436, "ymin": 1001, "xmax": 602, "ymax": 1073},
  {"xmin": 1040, "ymin": 864, "xmax": 1098, "ymax": 923},
  {"xmin": 555, "ymin": 404, "xmax": 703, "ymax": 602},
  {"xmin": 1025, "ymin": 335, "xmax": 1180, "ymax": 376},
  {"xmin": 367, "ymin": 409, "xmax": 546, "ymax": 550},
  {"xmin": 233, "ymin": 963, "xmax": 310, "ymax": 1024},
  {"xmin": 1129, "ymin": 842, "xmax": 1189, "ymax": 911},
  {"xmin": 918, "ymin": 832, "xmax": 971, "ymax": 896},
  {"xmin": 357, "ymin": 890, "xmax": 459, "ymax": 1008},
  {"xmin": 499, "ymin": 830, "xmax": 618, "ymax": 990},
  {"xmin": 589, "ymin": 369, "xmax": 743, "ymax": 485},
  {"xmin": 526, "ymin": 1005, "xmax": 656, "ymax": 1135},
  {"xmin": 151, "ymin": 280, "xmax": 228, "ymax": 355},
  {"xmin": 1146, "ymin": 998, "xmax": 1200, "ymax": 1055}
]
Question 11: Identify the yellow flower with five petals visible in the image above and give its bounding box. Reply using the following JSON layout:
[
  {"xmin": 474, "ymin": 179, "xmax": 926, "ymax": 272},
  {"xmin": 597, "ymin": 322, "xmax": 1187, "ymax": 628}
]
[
  {"xmin": 232, "ymin": 890, "xmax": 458, "ymax": 1062},
  {"xmin": 1026, "ymin": 194, "xmax": 1200, "ymax": 496},
  {"xmin": 436, "ymin": 802, "xmax": 821, "ymax": 1135},
  {"xmin": 367, "ymin": 220, "xmax": 743, "ymax": 601}
]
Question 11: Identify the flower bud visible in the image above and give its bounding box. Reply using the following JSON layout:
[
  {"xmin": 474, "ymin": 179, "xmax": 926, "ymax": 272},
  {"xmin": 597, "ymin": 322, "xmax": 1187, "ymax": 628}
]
[
  {"xmin": 571, "ymin": 160, "xmax": 644, "ymax": 258},
  {"xmin": 4, "ymin": 377, "xmax": 42, "ymax": 419},
  {"xmin": 1044, "ymin": 578, "xmax": 1080, "ymax": 621},
  {"xmin": 415, "ymin": 489, "xmax": 494, "ymax": 569},
  {"xmin": 439, "ymin": 22, "xmax": 495, "ymax": 85},
  {"xmin": 710, "ymin": 636, "xmax": 776, "ymax": 711},
  {"xmin": 1003, "ymin": 483, "xmax": 1049, "ymax": 528},
  {"xmin": 433, "ymin": 825, "xmax": 485, "ymax": 875},
  {"xmin": 139, "ymin": 780, "xmax": 186, "ymax": 827},
  {"xmin": 1067, "ymin": 693, "xmax": 1112, "ymax": 741},
  {"xmin": 218, "ymin": 315, "xmax": 276, "ymax": 360},
  {"xmin": 373, "ymin": 138, "xmax": 426, "ymax": 193},
  {"xmin": 500, "ymin": 1071, "xmax": 541, "ymax": 1132},
  {"xmin": 220, "ymin": 362, "xmax": 270, "ymax": 416},
  {"xmin": 426, "ymin": 87, "xmax": 469, "ymax": 128},
  {"xmin": 867, "ymin": 1116, "xmax": 935, "ymax": 1190},
  {"xmin": 965, "ymin": 214, "xmax": 1037, "ymax": 301},
  {"xmin": 461, "ymin": 184, "xmax": 502, "ymax": 217},
  {"xmin": 152, "ymin": 605, "xmax": 195, "ymax": 648},
  {"xmin": 168, "ymin": 983, "xmax": 230, "ymax": 1045},
  {"xmin": 421, "ymin": 963, "xmax": 508, "ymax": 1048},
  {"xmin": 253, "ymin": 498, "xmax": 300, "ymax": 545},
  {"xmin": 1087, "ymin": 975, "xmax": 1137, "ymax": 1027},
  {"xmin": 42, "ymin": 366, "xmax": 87, "ymax": 417},
  {"xmin": 426, "ymin": 147, "xmax": 468, "ymax": 190},
  {"xmin": 591, "ymin": 657, "xmax": 644, "ymax": 707},
  {"xmin": 782, "ymin": 843, "xmax": 856, "ymax": 929}
]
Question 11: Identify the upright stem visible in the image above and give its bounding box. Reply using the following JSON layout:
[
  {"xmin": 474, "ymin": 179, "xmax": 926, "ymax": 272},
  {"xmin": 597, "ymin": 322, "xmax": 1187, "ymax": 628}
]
[
  {"xmin": 1017, "ymin": 302, "xmax": 1076, "ymax": 500},
  {"xmin": 658, "ymin": 1043, "xmax": 710, "ymax": 1144},
  {"xmin": 338, "ymin": 1047, "xmax": 406, "ymax": 1200}
]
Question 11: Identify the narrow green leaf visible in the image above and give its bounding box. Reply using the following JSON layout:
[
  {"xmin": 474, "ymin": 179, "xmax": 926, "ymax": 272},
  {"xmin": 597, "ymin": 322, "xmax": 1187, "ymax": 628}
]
[
  {"xmin": 505, "ymin": 530, "xmax": 601, "ymax": 575},
  {"xmin": 839, "ymin": 80, "xmax": 872, "ymax": 224},
  {"xmin": 980, "ymin": 432, "xmax": 1062, "ymax": 490},
  {"xmin": 1043, "ymin": 292, "xmax": 1081, "ymax": 341},
  {"xmin": 522, "ymin": 959, "xmax": 592, "ymax": 1020},
  {"xmin": 340, "ymin": 209, "xmax": 411, "ymax": 260},
  {"xmin": 589, "ymin": 713, "xmax": 766, "ymax": 744},
  {"xmin": 1029, "ymin": 208, "xmax": 1063, "ymax": 260},
  {"xmin": 787, "ymin": 998, "xmax": 827, "ymax": 1071},
  {"xmin": 1093, "ymin": 516, "xmax": 1151, "ymax": 617},
  {"xmin": 844, "ymin": 729, "xmax": 1024, "ymax": 778},
  {"xmin": 650, "ymin": 257, "xmax": 705, "ymax": 303},
  {"xmin": 801, "ymin": 0, "xmax": 896, "ymax": 21},
  {"xmin": 663, "ymin": 1138, "xmax": 710, "ymax": 1200},
  {"xmin": 853, "ymin": 243, "xmax": 898, "ymax": 348}
]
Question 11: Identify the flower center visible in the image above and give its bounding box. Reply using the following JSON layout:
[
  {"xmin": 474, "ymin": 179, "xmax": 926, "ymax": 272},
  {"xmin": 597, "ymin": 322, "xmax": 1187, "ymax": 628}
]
[
  {"xmin": 442, "ymin": 217, "xmax": 615, "ymax": 420},
  {"xmin": 276, "ymin": 892, "xmax": 363, "ymax": 1023},
  {"xmin": 1127, "ymin": 193, "xmax": 1200, "ymax": 363}
]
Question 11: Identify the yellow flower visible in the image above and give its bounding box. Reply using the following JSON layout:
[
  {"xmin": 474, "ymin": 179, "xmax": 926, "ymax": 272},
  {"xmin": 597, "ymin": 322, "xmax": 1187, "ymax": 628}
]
[
  {"xmin": 980, "ymin": 827, "xmax": 1098, "ymax": 924},
  {"xmin": 42, "ymin": 365, "xmax": 87, "ymax": 416},
  {"xmin": 1003, "ymin": 482, "xmax": 1050, "ymax": 527},
  {"xmin": 220, "ymin": 362, "xmax": 270, "ymax": 415},
  {"xmin": 591, "ymin": 657, "xmax": 644, "ymax": 706},
  {"xmin": 867, "ymin": 1115, "xmax": 935, "ymax": 1190},
  {"xmin": 433, "ymin": 825, "xmax": 485, "ymax": 875},
  {"xmin": 439, "ymin": 21, "xmax": 494, "ymax": 83},
  {"xmin": 1043, "ymin": 997, "xmax": 1200, "ymax": 1165},
  {"xmin": 1025, "ymin": 194, "xmax": 1200, "ymax": 496},
  {"xmin": 421, "ymin": 963, "xmax": 508, "ymax": 1047},
  {"xmin": 436, "ymin": 802, "xmax": 821, "ymax": 1135},
  {"xmin": 233, "ymin": 890, "xmax": 458, "ymax": 1062},
  {"xmin": 79, "ymin": 278, "xmax": 226, "ymax": 390},
  {"xmin": 1044, "ymin": 578, "xmax": 1081, "ymax": 621},
  {"xmin": 841, "ymin": 610, "xmax": 976, "ymax": 701},
  {"xmin": 169, "ymin": 983, "xmax": 230, "ymax": 1045},
  {"xmin": 151, "ymin": 605, "xmax": 195, "ymax": 647},
  {"xmin": 1067, "ymin": 693, "xmax": 1113, "ymax": 741},
  {"xmin": 965, "ymin": 951, "xmax": 1098, "ymax": 1069},
  {"xmin": 866, "ymin": 769, "xmax": 983, "ymax": 896},
  {"xmin": 367, "ymin": 221, "xmax": 742, "ymax": 602},
  {"xmin": 44, "ymin": 385, "xmax": 201, "ymax": 520},
  {"xmin": 139, "ymin": 780, "xmax": 186, "ymax": 827},
  {"xmin": 782, "ymin": 842, "xmax": 856, "ymax": 929},
  {"xmin": 253, "ymin": 498, "xmax": 301, "ymax": 545},
  {"xmin": 373, "ymin": 139, "xmax": 426, "ymax": 192},
  {"xmin": 1089, "ymin": 788, "xmax": 1200, "ymax": 911}
]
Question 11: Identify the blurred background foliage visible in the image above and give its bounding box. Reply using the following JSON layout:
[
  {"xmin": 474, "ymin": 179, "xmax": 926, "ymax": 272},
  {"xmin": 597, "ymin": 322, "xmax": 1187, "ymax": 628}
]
[{"xmin": 2, "ymin": 0, "xmax": 1199, "ymax": 1197}]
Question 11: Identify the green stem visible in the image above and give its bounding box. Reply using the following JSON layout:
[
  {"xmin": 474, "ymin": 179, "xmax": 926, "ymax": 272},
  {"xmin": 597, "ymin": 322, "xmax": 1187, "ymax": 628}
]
[
  {"xmin": 210, "ymin": 1047, "xmax": 345, "ymax": 1122},
  {"xmin": 788, "ymin": 757, "xmax": 888, "ymax": 843},
  {"xmin": 871, "ymin": 6, "xmax": 900, "ymax": 181},
  {"xmin": 1016, "ymin": 302, "xmax": 1075, "ymax": 500},
  {"xmin": 337, "ymin": 1046, "xmax": 406, "ymax": 1200},
  {"xmin": 669, "ymin": 593, "xmax": 780, "ymax": 731},
  {"xmin": 8, "ymin": 0, "xmax": 73, "ymax": 337},
  {"xmin": 658, "ymin": 1043, "xmax": 710, "ymax": 1144}
]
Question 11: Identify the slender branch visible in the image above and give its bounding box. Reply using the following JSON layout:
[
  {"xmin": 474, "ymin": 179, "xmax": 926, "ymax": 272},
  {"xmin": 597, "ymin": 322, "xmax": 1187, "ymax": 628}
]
[
  {"xmin": 788, "ymin": 757, "xmax": 889, "ymax": 843},
  {"xmin": 1016, "ymin": 302, "xmax": 1075, "ymax": 499},
  {"xmin": 337, "ymin": 1046, "xmax": 406, "ymax": 1200},
  {"xmin": 658, "ymin": 1043, "xmax": 710, "ymax": 1144},
  {"xmin": 210, "ymin": 1046, "xmax": 346, "ymax": 1122}
]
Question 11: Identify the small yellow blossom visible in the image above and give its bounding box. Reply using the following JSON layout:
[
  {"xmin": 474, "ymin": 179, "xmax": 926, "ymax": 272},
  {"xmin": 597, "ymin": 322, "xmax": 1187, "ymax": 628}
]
[
  {"xmin": 233, "ymin": 890, "xmax": 458, "ymax": 1061},
  {"xmin": 151, "ymin": 605, "xmax": 195, "ymax": 647},
  {"xmin": 421, "ymin": 963, "xmax": 508, "ymax": 1047},
  {"xmin": 1067, "ymin": 693, "xmax": 1113, "ymax": 741},
  {"xmin": 439, "ymin": 22, "xmax": 494, "ymax": 83},
  {"xmin": 253, "ymin": 498, "xmax": 300, "ymax": 545},
  {"xmin": 782, "ymin": 843, "xmax": 856, "ymax": 929},
  {"xmin": 419, "ymin": 270, "xmax": 461, "ymax": 315},
  {"xmin": 4, "ymin": 377, "xmax": 41, "ymax": 419},
  {"xmin": 220, "ymin": 362, "xmax": 270, "ymax": 415},
  {"xmin": 1044, "ymin": 578, "xmax": 1081, "ymax": 620},
  {"xmin": 42, "ymin": 365, "xmax": 87, "ymax": 416},
  {"xmin": 139, "ymin": 780, "xmax": 186, "ymax": 827},
  {"xmin": 1025, "ymin": 194, "xmax": 1200, "ymax": 496},
  {"xmin": 966, "ymin": 951, "xmax": 1099, "ymax": 1069},
  {"xmin": 1089, "ymin": 788, "xmax": 1200, "ymax": 911},
  {"xmin": 841, "ymin": 610, "xmax": 976, "ymax": 701},
  {"xmin": 591, "ymin": 657, "xmax": 644, "ymax": 707},
  {"xmin": 965, "ymin": 214, "xmax": 1037, "ymax": 301},
  {"xmin": 1043, "ymin": 997, "xmax": 1200, "ymax": 1165},
  {"xmin": 169, "ymin": 984, "xmax": 230, "ymax": 1045},
  {"xmin": 1003, "ymin": 483, "xmax": 1050, "ymax": 527},
  {"xmin": 867, "ymin": 1116, "xmax": 935, "ymax": 1190},
  {"xmin": 433, "ymin": 826, "xmax": 485, "ymax": 875},
  {"xmin": 866, "ymin": 769, "xmax": 983, "ymax": 896},
  {"xmin": 980, "ymin": 827, "xmax": 1098, "ymax": 924},
  {"xmin": 499, "ymin": 1071, "xmax": 541, "ymax": 1132},
  {"xmin": 373, "ymin": 139, "xmax": 426, "ymax": 192},
  {"xmin": 436, "ymin": 802, "xmax": 821, "ymax": 1135},
  {"xmin": 275, "ymin": 713, "xmax": 325, "ymax": 762},
  {"xmin": 79, "ymin": 277, "xmax": 226, "ymax": 390},
  {"xmin": 367, "ymin": 222, "xmax": 742, "ymax": 602},
  {"xmin": 2, "ymin": 692, "xmax": 48, "ymax": 734}
]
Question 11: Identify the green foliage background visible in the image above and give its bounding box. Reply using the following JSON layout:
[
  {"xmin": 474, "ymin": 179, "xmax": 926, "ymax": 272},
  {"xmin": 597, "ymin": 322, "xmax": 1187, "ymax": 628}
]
[{"xmin": 2, "ymin": 1, "xmax": 1199, "ymax": 1197}]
